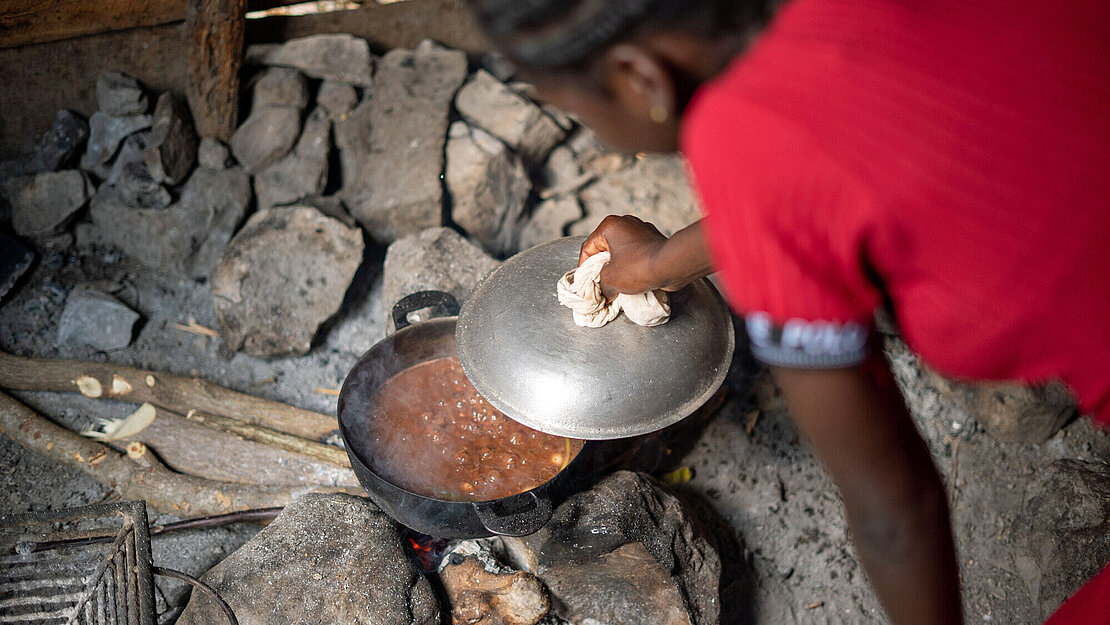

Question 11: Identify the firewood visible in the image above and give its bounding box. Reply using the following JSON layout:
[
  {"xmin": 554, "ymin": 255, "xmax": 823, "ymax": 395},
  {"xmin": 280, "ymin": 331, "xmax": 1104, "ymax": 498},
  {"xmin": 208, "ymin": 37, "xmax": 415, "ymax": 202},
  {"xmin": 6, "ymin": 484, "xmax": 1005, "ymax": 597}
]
[
  {"xmin": 0, "ymin": 390, "xmax": 327, "ymax": 517},
  {"xmin": 0, "ymin": 350, "xmax": 337, "ymax": 441},
  {"xmin": 127, "ymin": 408, "xmax": 359, "ymax": 487},
  {"xmin": 178, "ymin": 408, "xmax": 351, "ymax": 468}
]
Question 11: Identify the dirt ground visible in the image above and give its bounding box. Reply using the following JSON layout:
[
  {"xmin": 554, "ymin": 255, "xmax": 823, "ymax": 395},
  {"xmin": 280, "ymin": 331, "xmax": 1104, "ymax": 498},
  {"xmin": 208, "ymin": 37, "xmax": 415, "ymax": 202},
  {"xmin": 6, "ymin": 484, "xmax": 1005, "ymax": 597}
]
[{"xmin": 2, "ymin": 243, "xmax": 1108, "ymax": 624}]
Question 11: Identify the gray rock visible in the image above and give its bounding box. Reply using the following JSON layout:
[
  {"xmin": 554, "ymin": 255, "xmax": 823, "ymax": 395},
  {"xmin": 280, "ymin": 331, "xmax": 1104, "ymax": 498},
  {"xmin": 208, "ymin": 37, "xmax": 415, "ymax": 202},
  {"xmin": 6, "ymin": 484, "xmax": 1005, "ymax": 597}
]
[
  {"xmin": 115, "ymin": 160, "xmax": 171, "ymax": 210},
  {"xmin": 926, "ymin": 372, "xmax": 1077, "ymax": 443},
  {"xmin": 145, "ymin": 92, "xmax": 197, "ymax": 185},
  {"xmin": 317, "ymin": 80, "xmax": 358, "ymax": 119},
  {"xmin": 445, "ymin": 122, "xmax": 530, "ymax": 256},
  {"xmin": 56, "ymin": 285, "xmax": 140, "ymax": 351},
  {"xmin": 85, "ymin": 111, "xmax": 153, "ymax": 166},
  {"xmin": 572, "ymin": 154, "xmax": 701, "ymax": 237},
  {"xmin": 251, "ymin": 67, "xmax": 309, "ymax": 111},
  {"xmin": 545, "ymin": 542, "xmax": 694, "ymax": 625},
  {"xmin": 341, "ymin": 40, "xmax": 467, "ymax": 244},
  {"xmin": 455, "ymin": 70, "xmax": 566, "ymax": 165},
  {"xmin": 0, "ymin": 231, "xmax": 33, "ymax": 301},
  {"xmin": 246, "ymin": 34, "xmax": 374, "ymax": 87},
  {"xmin": 11, "ymin": 170, "xmax": 92, "ymax": 238},
  {"xmin": 80, "ymin": 166, "xmax": 250, "ymax": 278},
  {"xmin": 541, "ymin": 145, "xmax": 583, "ymax": 192},
  {"xmin": 176, "ymin": 493, "xmax": 439, "ymax": 625},
  {"xmin": 229, "ymin": 106, "xmax": 301, "ymax": 173},
  {"xmin": 381, "ymin": 227, "xmax": 500, "ymax": 332},
  {"xmin": 95, "ymin": 71, "xmax": 148, "ymax": 116},
  {"xmin": 519, "ymin": 196, "xmax": 582, "ymax": 250},
  {"xmin": 1013, "ymin": 460, "xmax": 1110, "ymax": 619},
  {"xmin": 198, "ymin": 137, "xmax": 233, "ymax": 170},
  {"xmin": 284, "ymin": 195, "xmax": 356, "ymax": 228},
  {"xmin": 107, "ymin": 131, "xmax": 150, "ymax": 185},
  {"xmin": 254, "ymin": 107, "xmax": 330, "ymax": 211},
  {"xmin": 77, "ymin": 153, "xmax": 112, "ymax": 183},
  {"xmin": 31, "ymin": 110, "xmax": 89, "ymax": 174},
  {"xmin": 507, "ymin": 471, "xmax": 721, "ymax": 625},
  {"xmin": 210, "ymin": 206, "xmax": 364, "ymax": 357}
]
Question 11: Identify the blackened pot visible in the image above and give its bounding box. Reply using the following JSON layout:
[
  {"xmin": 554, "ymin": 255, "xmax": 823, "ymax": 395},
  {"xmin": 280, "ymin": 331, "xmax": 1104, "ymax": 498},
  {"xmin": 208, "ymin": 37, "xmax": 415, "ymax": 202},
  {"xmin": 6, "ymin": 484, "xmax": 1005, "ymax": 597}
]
[{"xmin": 338, "ymin": 291, "xmax": 589, "ymax": 539}]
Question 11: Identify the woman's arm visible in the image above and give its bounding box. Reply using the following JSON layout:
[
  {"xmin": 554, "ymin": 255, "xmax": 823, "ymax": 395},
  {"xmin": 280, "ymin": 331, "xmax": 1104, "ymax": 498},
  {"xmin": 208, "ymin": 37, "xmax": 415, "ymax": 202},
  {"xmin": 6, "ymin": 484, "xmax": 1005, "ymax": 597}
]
[
  {"xmin": 579, "ymin": 215, "xmax": 712, "ymax": 297},
  {"xmin": 772, "ymin": 358, "xmax": 963, "ymax": 625}
]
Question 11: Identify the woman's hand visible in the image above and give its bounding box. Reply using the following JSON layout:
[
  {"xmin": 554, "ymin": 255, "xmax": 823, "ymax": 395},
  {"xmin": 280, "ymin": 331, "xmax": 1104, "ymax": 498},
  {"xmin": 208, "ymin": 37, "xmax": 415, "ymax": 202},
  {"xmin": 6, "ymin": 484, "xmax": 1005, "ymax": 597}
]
[{"xmin": 579, "ymin": 215, "xmax": 713, "ymax": 298}]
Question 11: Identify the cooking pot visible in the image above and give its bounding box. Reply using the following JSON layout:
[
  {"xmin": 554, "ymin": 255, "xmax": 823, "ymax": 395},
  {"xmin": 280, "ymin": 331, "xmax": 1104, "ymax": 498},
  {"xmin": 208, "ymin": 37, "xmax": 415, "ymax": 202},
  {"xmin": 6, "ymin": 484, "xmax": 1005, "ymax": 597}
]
[{"xmin": 338, "ymin": 290, "xmax": 588, "ymax": 538}]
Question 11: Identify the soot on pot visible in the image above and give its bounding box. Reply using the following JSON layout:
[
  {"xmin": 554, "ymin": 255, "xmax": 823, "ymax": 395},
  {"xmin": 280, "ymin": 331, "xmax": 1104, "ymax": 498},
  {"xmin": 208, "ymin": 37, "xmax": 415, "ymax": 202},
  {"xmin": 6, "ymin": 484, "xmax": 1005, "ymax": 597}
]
[{"xmin": 359, "ymin": 357, "xmax": 583, "ymax": 501}]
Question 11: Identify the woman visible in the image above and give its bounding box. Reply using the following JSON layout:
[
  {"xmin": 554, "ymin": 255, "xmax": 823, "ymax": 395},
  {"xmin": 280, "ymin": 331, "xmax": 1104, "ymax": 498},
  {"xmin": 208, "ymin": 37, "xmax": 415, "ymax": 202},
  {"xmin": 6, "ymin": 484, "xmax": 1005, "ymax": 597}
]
[{"xmin": 465, "ymin": 1, "xmax": 1109, "ymax": 623}]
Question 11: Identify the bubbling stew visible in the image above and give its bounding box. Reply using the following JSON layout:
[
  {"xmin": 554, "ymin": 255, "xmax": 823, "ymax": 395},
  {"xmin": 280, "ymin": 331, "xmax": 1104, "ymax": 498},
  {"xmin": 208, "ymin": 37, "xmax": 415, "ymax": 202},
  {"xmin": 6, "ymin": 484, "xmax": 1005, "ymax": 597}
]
[{"xmin": 362, "ymin": 357, "xmax": 583, "ymax": 501}]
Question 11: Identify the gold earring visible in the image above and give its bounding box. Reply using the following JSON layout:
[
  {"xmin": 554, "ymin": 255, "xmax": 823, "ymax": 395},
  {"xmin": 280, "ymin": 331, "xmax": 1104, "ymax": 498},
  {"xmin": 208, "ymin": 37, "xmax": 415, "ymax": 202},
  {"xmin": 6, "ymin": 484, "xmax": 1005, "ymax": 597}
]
[{"xmin": 649, "ymin": 104, "xmax": 669, "ymax": 124}]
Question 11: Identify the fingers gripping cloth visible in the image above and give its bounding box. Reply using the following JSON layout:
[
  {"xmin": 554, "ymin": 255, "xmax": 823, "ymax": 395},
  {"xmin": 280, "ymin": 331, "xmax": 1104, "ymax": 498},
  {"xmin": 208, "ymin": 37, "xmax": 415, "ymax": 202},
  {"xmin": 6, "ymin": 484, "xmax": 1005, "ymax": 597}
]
[{"xmin": 556, "ymin": 252, "xmax": 670, "ymax": 327}]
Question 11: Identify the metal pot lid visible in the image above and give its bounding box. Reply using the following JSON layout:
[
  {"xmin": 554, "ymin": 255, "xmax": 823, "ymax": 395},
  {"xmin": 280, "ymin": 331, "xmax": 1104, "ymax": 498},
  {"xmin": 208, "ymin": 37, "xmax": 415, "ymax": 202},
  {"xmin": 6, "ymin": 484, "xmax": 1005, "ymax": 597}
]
[{"xmin": 456, "ymin": 236, "xmax": 735, "ymax": 440}]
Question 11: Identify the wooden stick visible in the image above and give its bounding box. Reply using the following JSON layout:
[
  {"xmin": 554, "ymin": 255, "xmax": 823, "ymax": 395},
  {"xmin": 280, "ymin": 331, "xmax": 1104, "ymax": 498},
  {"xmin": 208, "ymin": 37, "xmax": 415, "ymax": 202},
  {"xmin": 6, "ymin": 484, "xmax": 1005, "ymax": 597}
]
[
  {"xmin": 0, "ymin": 390, "xmax": 324, "ymax": 517},
  {"xmin": 134, "ymin": 407, "xmax": 359, "ymax": 487},
  {"xmin": 179, "ymin": 408, "xmax": 351, "ymax": 468},
  {"xmin": 0, "ymin": 351, "xmax": 337, "ymax": 442},
  {"xmin": 187, "ymin": 0, "xmax": 246, "ymax": 141}
]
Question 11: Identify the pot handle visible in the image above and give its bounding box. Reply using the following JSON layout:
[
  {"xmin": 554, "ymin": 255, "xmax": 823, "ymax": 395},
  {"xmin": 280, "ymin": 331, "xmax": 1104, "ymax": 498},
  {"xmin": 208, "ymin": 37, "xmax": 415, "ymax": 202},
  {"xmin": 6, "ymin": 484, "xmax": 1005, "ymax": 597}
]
[
  {"xmin": 472, "ymin": 491, "xmax": 553, "ymax": 537},
  {"xmin": 392, "ymin": 290, "xmax": 461, "ymax": 330}
]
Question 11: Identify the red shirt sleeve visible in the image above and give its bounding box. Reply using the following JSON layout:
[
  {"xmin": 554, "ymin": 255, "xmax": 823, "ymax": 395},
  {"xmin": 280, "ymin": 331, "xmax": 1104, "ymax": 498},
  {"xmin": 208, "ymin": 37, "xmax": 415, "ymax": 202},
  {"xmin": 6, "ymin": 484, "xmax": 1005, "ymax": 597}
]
[{"xmin": 682, "ymin": 89, "xmax": 881, "ymax": 368}]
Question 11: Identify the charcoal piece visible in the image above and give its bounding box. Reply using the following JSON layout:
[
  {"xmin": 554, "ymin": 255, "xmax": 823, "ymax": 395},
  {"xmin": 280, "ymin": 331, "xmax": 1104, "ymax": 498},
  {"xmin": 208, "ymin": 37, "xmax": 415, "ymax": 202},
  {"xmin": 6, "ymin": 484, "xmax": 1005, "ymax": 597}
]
[
  {"xmin": 56, "ymin": 285, "xmax": 140, "ymax": 351},
  {"xmin": 0, "ymin": 231, "xmax": 34, "ymax": 301}
]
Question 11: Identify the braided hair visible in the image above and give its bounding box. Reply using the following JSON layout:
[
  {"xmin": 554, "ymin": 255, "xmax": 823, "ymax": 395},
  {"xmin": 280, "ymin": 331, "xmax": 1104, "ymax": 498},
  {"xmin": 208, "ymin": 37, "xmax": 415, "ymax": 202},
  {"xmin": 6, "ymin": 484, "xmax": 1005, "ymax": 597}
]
[{"xmin": 467, "ymin": 0, "xmax": 775, "ymax": 70}]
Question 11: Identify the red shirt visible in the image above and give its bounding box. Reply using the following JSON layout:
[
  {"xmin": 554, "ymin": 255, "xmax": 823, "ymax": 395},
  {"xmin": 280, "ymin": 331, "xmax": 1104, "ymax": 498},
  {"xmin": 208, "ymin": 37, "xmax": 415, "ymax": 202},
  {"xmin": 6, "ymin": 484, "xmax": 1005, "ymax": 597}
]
[{"xmin": 681, "ymin": 0, "xmax": 1110, "ymax": 424}]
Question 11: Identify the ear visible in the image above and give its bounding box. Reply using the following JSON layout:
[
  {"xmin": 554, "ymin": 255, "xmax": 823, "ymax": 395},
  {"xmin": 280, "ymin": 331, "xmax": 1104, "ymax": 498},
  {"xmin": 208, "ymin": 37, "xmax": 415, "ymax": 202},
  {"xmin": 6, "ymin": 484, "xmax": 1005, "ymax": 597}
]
[{"xmin": 601, "ymin": 43, "xmax": 677, "ymax": 123}]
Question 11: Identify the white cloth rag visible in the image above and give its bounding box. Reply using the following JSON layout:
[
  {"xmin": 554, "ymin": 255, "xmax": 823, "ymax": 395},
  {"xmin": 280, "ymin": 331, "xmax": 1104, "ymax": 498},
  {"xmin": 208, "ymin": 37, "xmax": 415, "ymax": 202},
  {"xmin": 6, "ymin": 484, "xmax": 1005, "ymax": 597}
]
[{"xmin": 556, "ymin": 252, "xmax": 671, "ymax": 328}]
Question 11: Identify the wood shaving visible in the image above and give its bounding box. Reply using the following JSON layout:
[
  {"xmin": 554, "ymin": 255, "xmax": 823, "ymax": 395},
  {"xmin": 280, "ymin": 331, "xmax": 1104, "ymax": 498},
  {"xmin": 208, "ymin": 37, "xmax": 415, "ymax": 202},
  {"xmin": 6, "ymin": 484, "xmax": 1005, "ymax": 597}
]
[
  {"xmin": 82, "ymin": 403, "xmax": 157, "ymax": 441},
  {"xmin": 171, "ymin": 319, "xmax": 220, "ymax": 338}
]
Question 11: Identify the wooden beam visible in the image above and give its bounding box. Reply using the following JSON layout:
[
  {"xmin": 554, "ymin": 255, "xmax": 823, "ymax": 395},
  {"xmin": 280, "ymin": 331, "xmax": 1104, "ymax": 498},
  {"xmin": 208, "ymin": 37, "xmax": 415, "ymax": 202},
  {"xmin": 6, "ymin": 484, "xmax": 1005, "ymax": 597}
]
[
  {"xmin": 187, "ymin": 0, "xmax": 246, "ymax": 140},
  {"xmin": 0, "ymin": 0, "xmax": 187, "ymax": 49},
  {"xmin": 245, "ymin": 0, "xmax": 490, "ymax": 54}
]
